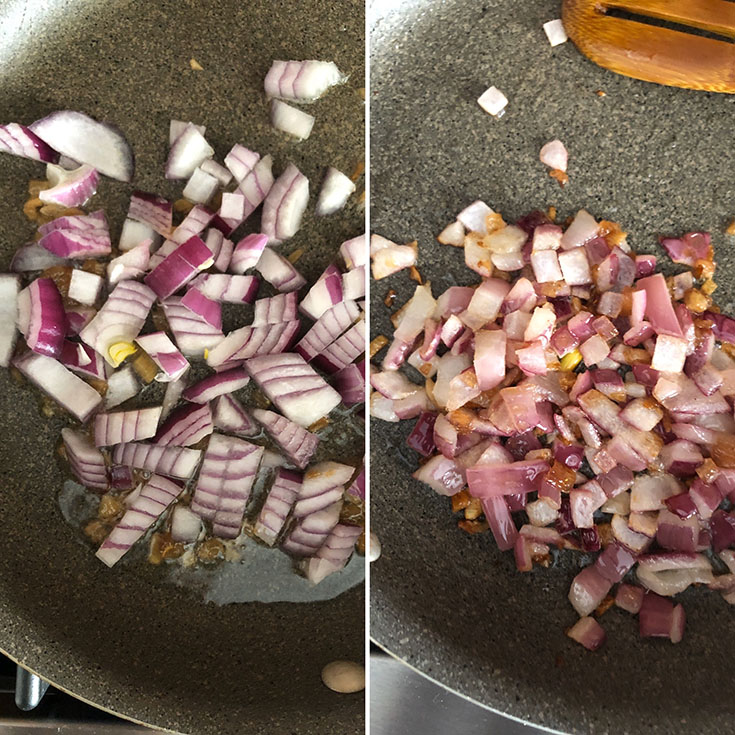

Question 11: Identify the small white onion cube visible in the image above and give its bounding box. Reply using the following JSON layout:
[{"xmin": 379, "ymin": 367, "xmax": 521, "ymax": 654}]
[
  {"xmin": 543, "ymin": 19, "xmax": 568, "ymax": 47},
  {"xmin": 477, "ymin": 86, "xmax": 508, "ymax": 117},
  {"xmin": 220, "ymin": 192, "xmax": 246, "ymax": 220}
]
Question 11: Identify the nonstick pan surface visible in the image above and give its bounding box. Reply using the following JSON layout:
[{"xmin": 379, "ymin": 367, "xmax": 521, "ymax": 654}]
[
  {"xmin": 0, "ymin": 1, "xmax": 364, "ymax": 733},
  {"xmin": 370, "ymin": 2, "xmax": 735, "ymax": 733}
]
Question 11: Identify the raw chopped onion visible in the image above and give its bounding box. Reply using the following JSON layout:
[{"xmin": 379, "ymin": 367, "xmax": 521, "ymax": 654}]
[{"xmin": 315, "ymin": 167, "xmax": 356, "ymax": 216}]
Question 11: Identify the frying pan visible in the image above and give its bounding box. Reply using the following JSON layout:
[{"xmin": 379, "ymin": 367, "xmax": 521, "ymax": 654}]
[
  {"xmin": 370, "ymin": 1, "xmax": 735, "ymax": 732},
  {"xmin": 0, "ymin": 1, "xmax": 364, "ymax": 733}
]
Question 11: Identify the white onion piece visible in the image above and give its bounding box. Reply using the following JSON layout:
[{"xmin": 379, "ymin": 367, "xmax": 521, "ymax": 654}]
[
  {"xmin": 135, "ymin": 331, "xmax": 189, "ymax": 382},
  {"xmin": 0, "ymin": 274, "xmax": 19, "ymax": 367},
  {"xmin": 340, "ymin": 234, "xmax": 367, "ymax": 269},
  {"xmin": 271, "ymin": 99, "xmax": 315, "ymax": 140},
  {"xmin": 104, "ymin": 365, "xmax": 140, "ymax": 409},
  {"xmin": 190, "ymin": 434, "xmax": 264, "ymax": 538},
  {"xmin": 11, "ymin": 242, "xmax": 68, "ymax": 272},
  {"xmin": 438, "ymin": 221, "xmax": 465, "ymax": 246},
  {"xmin": 170, "ymin": 505, "xmax": 203, "ymax": 543},
  {"xmin": 255, "ymin": 248, "xmax": 306, "ymax": 292},
  {"xmin": 39, "ymin": 163, "xmax": 99, "ymax": 207},
  {"xmin": 252, "ymin": 408, "xmax": 320, "ymax": 469},
  {"xmin": 245, "ymin": 352, "xmax": 341, "ymax": 428},
  {"xmin": 315, "ymin": 167, "xmax": 356, "ymax": 216},
  {"xmin": 68, "ymin": 269, "xmax": 103, "ymax": 305},
  {"xmin": 112, "ymin": 442, "xmax": 202, "ymax": 479},
  {"xmin": 182, "ymin": 167, "xmax": 219, "ymax": 204},
  {"xmin": 560, "ymin": 209, "xmax": 598, "ymax": 249},
  {"xmin": 342, "ymin": 266, "xmax": 365, "ymax": 301},
  {"xmin": 539, "ymin": 139, "xmax": 568, "ymax": 172},
  {"xmin": 119, "ymin": 218, "xmax": 158, "ymax": 253},
  {"xmin": 543, "ymin": 19, "xmax": 568, "ymax": 46},
  {"xmin": 457, "ymin": 201, "xmax": 494, "ymax": 234},
  {"xmin": 96, "ymin": 474, "xmax": 182, "ymax": 567},
  {"xmin": 30, "ymin": 110, "xmax": 134, "ymax": 181},
  {"xmin": 477, "ymin": 86, "xmax": 508, "ymax": 117},
  {"xmin": 161, "ymin": 376, "xmax": 186, "ymax": 421},
  {"xmin": 261, "ymin": 163, "xmax": 309, "ymax": 245},
  {"xmin": 169, "ymin": 120, "xmax": 205, "ymax": 147},
  {"xmin": 165, "ymin": 123, "xmax": 214, "ymax": 180},
  {"xmin": 219, "ymin": 192, "xmax": 245, "ymax": 221},
  {"xmin": 200, "ymin": 158, "xmax": 232, "ymax": 187},
  {"xmin": 13, "ymin": 351, "xmax": 102, "ymax": 422},
  {"xmin": 253, "ymin": 292, "xmax": 298, "ymax": 326},
  {"xmin": 264, "ymin": 60, "xmax": 345, "ymax": 102},
  {"xmin": 370, "ymin": 235, "xmax": 417, "ymax": 280},
  {"xmin": 107, "ymin": 240, "xmax": 152, "ymax": 286},
  {"xmin": 254, "ymin": 468, "xmax": 302, "ymax": 545},
  {"xmin": 61, "ymin": 428, "xmax": 108, "ymax": 489},
  {"xmin": 192, "ymin": 274, "xmax": 259, "ymax": 304},
  {"xmin": 94, "ymin": 406, "xmax": 162, "ymax": 447}
]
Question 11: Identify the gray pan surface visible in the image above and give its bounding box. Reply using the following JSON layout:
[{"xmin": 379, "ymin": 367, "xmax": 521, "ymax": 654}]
[
  {"xmin": 370, "ymin": 1, "xmax": 735, "ymax": 733},
  {"xmin": 0, "ymin": 1, "xmax": 365, "ymax": 733}
]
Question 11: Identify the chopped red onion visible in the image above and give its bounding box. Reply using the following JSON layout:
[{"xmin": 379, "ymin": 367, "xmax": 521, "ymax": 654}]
[
  {"xmin": 230, "ymin": 233, "xmax": 269, "ymax": 274},
  {"xmin": 340, "ymin": 235, "xmax": 367, "ymax": 270},
  {"xmin": 245, "ymin": 352, "xmax": 341, "ymax": 427},
  {"xmin": 295, "ymin": 300, "xmax": 360, "ymax": 362},
  {"xmin": 161, "ymin": 297, "xmax": 225, "ymax": 357},
  {"xmin": 560, "ymin": 210, "xmax": 598, "ymax": 250},
  {"xmin": 205, "ymin": 320, "xmax": 299, "ymax": 368},
  {"xmin": 256, "ymin": 247, "xmax": 306, "ymax": 292},
  {"xmin": 182, "ymin": 366, "xmax": 249, "ymax": 404},
  {"xmin": 182, "ymin": 166, "xmax": 219, "ymax": 205},
  {"xmin": 223, "ymin": 143, "xmax": 259, "ymax": 183},
  {"xmin": 334, "ymin": 359, "xmax": 365, "ymax": 406},
  {"xmin": 300, "ymin": 269, "xmax": 345, "ymax": 321},
  {"xmin": 13, "ymin": 351, "xmax": 101, "ymax": 422},
  {"xmin": 194, "ymin": 274, "xmax": 259, "ymax": 304},
  {"xmin": 316, "ymin": 167, "xmax": 356, "ymax": 216},
  {"xmin": 10, "ymin": 242, "xmax": 67, "ymax": 272},
  {"xmin": 62, "ymin": 428, "xmax": 108, "ymax": 489},
  {"xmin": 94, "ymin": 406, "xmax": 162, "ymax": 447},
  {"xmin": 112, "ymin": 442, "xmax": 201, "ymax": 479},
  {"xmin": 254, "ymin": 468, "xmax": 302, "ymax": 545},
  {"xmin": 38, "ymin": 210, "xmax": 111, "ymax": 258},
  {"xmin": 0, "ymin": 122, "xmax": 59, "ymax": 163},
  {"xmin": 128, "ymin": 191, "xmax": 173, "ymax": 236},
  {"xmin": 567, "ymin": 617, "xmax": 606, "ymax": 651},
  {"xmin": 264, "ymin": 60, "xmax": 345, "ymax": 102},
  {"xmin": 252, "ymin": 408, "xmax": 320, "ymax": 469},
  {"xmin": 303, "ymin": 523, "xmax": 363, "ymax": 584},
  {"xmin": 261, "ymin": 163, "xmax": 309, "ymax": 245},
  {"xmin": 39, "ymin": 163, "xmax": 98, "ymax": 207},
  {"xmin": 292, "ymin": 461, "xmax": 353, "ymax": 518},
  {"xmin": 104, "ymin": 365, "xmax": 140, "ymax": 409},
  {"xmin": 568, "ymin": 565, "xmax": 612, "ymax": 616},
  {"xmin": 96, "ymin": 475, "xmax": 182, "ymax": 567},
  {"xmin": 237, "ymin": 155, "xmax": 275, "ymax": 224},
  {"xmin": 134, "ymin": 332, "xmax": 189, "ymax": 382},
  {"xmin": 170, "ymin": 505, "xmax": 203, "ymax": 543},
  {"xmin": 539, "ymin": 139, "xmax": 568, "ymax": 172},
  {"xmin": 17, "ymin": 278, "xmax": 66, "ymax": 358},
  {"xmin": 181, "ymin": 288, "xmax": 222, "ymax": 331},
  {"xmin": 370, "ymin": 235, "xmax": 418, "ymax": 280},
  {"xmin": 155, "ymin": 403, "xmax": 213, "ymax": 447},
  {"xmin": 68, "ymin": 269, "xmax": 103, "ymax": 306},
  {"xmin": 165, "ymin": 123, "xmax": 213, "ymax": 180},
  {"xmin": 281, "ymin": 500, "xmax": 343, "ymax": 557},
  {"xmin": 313, "ymin": 320, "xmax": 365, "ymax": 374},
  {"xmin": 30, "ymin": 110, "xmax": 133, "ymax": 181},
  {"xmin": 211, "ymin": 394, "xmax": 257, "ymax": 437},
  {"xmin": 80, "ymin": 281, "xmax": 156, "ymax": 366},
  {"xmin": 144, "ymin": 235, "xmax": 213, "ymax": 300}
]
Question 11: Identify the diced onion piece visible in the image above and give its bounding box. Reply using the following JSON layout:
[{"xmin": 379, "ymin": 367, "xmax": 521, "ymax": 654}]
[
  {"xmin": 264, "ymin": 60, "xmax": 345, "ymax": 102},
  {"xmin": 261, "ymin": 163, "xmax": 309, "ymax": 245},
  {"xmin": 477, "ymin": 86, "xmax": 508, "ymax": 117},
  {"xmin": 315, "ymin": 167, "xmax": 356, "ymax": 216},
  {"xmin": 39, "ymin": 163, "xmax": 99, "ymax": 207},
  {"xmin": 270, "ymin": 99, "xmax": 315, "ymax": 140},
  {"xmin": 543, "ymin": 19, "xmax": 568, "ymax": 46},
  {"xmin": 165, "ymin": 123, "xmax": 214, "ymax": 180},
  {"xmin": 539, "ymin": 139, "xmax": 568, "ymax": 172}
]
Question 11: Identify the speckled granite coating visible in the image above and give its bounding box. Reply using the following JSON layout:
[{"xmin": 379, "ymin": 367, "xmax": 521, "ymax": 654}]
[
  {"xmin": 370, "ymin": 1, "xmax": 735, "ymax": 733},
  {"xmin": 0, "ymin": 1, "xmax": 364, "ymax": 733}
]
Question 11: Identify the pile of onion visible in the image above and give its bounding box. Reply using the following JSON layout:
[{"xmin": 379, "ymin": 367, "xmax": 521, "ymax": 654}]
[{"xmin": 371, "ymin": 202, "xmax": 735, "ymax": 649}]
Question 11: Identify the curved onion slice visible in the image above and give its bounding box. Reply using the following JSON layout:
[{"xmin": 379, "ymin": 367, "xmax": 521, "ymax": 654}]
[
  {"xmin": 112, "ymin": 442, "xmax": 201, "ymax": 479},
  {"xmin": 96, "ymin": 475, "xmax": 182, "ymax": 567},
  {"xmin": 182, "ymin": 367, "xmax": 249, "ymax": 403},
  {"xmin": 224, "ymin": 143, "xmax": 259, "ymax": 183},
  {"xmin": 39, "ymin": 163, "xmax": 99, "ymax": 207},
  {"xmin": 190, "ymin": 434, "xmax": 264, "ymax": 538},
  {"xmin": 261, "ymin": 163, "xmax": 309, "ymax": 245},
  {"xmin": 160, "ymin": 297, "xmax": 225, "ymax": 357},
  {"xmin": 38, "ymin": 210, "xmax": 111, "ymax": 258},
  {"xmin": 340, "ymin": 234, "xmax": 367, "ymax": 270},
  {"xmin": 0, "ymin": 123, "xmax": 58, "ymax": 162},
  {"xmin": 94, "ymin": 406, "xmax": 161, "ymax": 447},
  {"xmin": 134, "ymin": 332, "xmax": 189, "ymax": 382},
  {"xmin": 181, "ymin": 288, "xmax": 222, "ymax": 330},
  {"xmin": 230, "ymin": 233, "xmax": 269, "ymax": 274},
  {"xmin": 295, "ymin": 300, "xmax": 360, "ymax": 362},
  {"xmin": 252, "ymin": 408, "xmax": 320, "ymax": 469},
  {"xmin": 281, "ymin": 501, "xmax": 343, "ymax": 557},
  {"xmin": 155, "ymin": 403, "xmax": 213, "ymax": 447},
  {"xmin": 205, "ymin": 320, "xmax": 300, "ymax": 368},
  {"xmin": 144, "ymin": 235, "xmax": 213, "ymax": 300},
  {"xmin": 193, "ymin": 274, "xmax": 259, "ymax": 304},
  {"xmin": 255, "ymin": 248, "xmax": 306, "ymax": 292},
  {"xmin": 312, "ymin": 319, "xmax": 366, "ymax": 374},
  {"xmin": 30, "ymin": 111, "xmax": 133, "ymax": 181},
  {"xmin": 17, "ymin": 278, "xmax": 66, "ymax": 358},
  {"xmin": 237, "ymin": 155, "xmax": 274, "ymax": 223}
]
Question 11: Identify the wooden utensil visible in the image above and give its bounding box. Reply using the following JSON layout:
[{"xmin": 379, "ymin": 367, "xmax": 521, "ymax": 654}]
[{"xmin": 562, "ymin": 0, "xmax": 735, "ymax": 92}]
